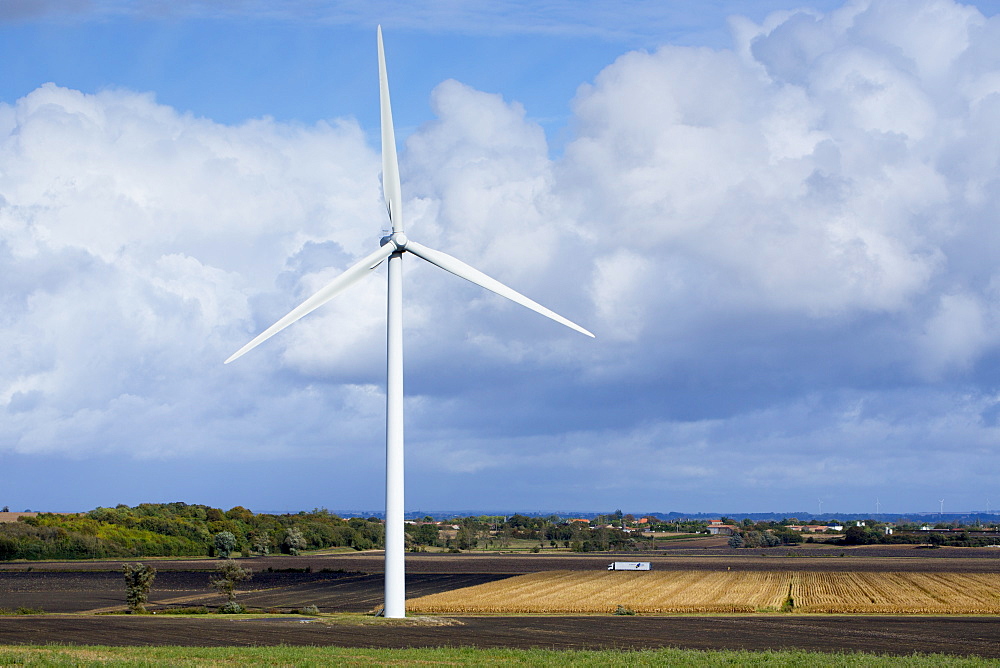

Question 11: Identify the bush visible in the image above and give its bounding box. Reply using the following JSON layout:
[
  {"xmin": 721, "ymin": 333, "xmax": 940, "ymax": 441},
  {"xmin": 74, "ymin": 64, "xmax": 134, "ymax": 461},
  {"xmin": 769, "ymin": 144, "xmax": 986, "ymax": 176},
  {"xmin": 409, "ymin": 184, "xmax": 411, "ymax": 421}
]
[
  {"xmin": 0, "ymin": 607, "xmax": 44, "ymax": 615},
  {"xmin": 217, "ymin": 602, "xmax": 245, "ymax": 614},
  {"xmin": 159, "ymin": 606, "xmax": 209, "ymax": 615},
  {"xmin": 300, "ymin": 604, "xmax": 320, "ymax": 615},
  {"xmin": 613, "ymin": 604, "xmax": 636, "ymax": 615}
]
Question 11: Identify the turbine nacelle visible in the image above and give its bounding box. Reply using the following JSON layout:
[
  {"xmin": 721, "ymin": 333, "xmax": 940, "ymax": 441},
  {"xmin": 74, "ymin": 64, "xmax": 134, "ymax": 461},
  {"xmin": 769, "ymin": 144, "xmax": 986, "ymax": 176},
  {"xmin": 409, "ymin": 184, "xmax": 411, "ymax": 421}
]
[{"xmin": 380, "ymin": 231, "xmax": 408, "ymax": 251}]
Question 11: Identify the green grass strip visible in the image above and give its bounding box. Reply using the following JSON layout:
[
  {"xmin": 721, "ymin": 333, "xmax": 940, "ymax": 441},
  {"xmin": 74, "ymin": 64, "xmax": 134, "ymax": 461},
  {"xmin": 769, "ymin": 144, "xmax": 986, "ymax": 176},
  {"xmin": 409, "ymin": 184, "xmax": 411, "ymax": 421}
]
[{"xmin": 0, "ymin": 645, "xmax": 995, "ymax": 667}]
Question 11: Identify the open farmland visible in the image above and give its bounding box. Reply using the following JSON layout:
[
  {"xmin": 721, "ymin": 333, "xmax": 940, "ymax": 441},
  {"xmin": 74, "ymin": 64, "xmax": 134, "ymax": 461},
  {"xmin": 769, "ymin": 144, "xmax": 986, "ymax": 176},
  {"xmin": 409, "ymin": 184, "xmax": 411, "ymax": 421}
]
[
  {"xmin": 2, "ymin": 552, "xmax": 1000, "ymax": 657},
  {"xmin": 407, "ymin": 570, "xmax": 1000, "ymax": 615},
  {"xmin": 792, "ymin": 572, "xmax": 1000, "ymax": 614},
  {"xmin": 409, "ymin": 570, "xmax": 789, "ymax": 613}
]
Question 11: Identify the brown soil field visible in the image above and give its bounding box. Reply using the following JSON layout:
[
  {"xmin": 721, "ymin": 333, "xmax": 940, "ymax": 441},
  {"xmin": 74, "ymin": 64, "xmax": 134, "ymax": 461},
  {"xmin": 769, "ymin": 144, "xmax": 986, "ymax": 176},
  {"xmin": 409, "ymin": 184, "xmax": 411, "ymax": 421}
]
[
  {"xmin": 2, "ymin": 544, "xmax": 1000, "ymax": 657},
  {"xmin": 3, "ymin": 538, "xmax": 999, "ymax": 574},
  {"xmin": 1, "ymin": 614, "xmax": 999, "ymax": 657},
  {"xmin": 0, "ymin": 570, "xmax": 509, "ymax": 614}
]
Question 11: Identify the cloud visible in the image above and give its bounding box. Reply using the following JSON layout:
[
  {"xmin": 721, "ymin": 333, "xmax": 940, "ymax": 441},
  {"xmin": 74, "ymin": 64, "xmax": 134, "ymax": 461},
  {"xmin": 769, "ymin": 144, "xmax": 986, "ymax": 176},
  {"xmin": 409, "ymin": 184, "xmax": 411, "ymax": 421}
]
[
  {"xmin": 3, "ymin": 0, "xmax": 1000, "ymax": 512},
  {"xmin": 404, "ymin": 0, "xmax": 1000, "ymax": 508},
  {"xmin": 0, "ymin": 83, "xmax": 383, "ymax": 459}
]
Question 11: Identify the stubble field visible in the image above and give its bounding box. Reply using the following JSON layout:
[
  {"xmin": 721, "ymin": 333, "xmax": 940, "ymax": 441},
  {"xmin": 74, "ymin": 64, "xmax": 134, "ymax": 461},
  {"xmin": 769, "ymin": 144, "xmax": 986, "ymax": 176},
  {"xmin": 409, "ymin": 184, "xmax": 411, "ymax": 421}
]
[{"xmin": 407, "ymin": 569, "xmax": 1000, "ymax": 614}]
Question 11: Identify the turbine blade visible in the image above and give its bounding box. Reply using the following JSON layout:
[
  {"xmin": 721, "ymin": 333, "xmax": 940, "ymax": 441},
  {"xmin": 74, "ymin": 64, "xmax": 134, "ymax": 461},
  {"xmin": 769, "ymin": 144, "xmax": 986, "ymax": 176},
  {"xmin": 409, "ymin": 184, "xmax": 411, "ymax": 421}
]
[
  {"xmin": 225, "ymin": 244, "xmax": 395, "ymax": 364},
  {"xmin": 378, "ymin": 26, "xmax": 403, "ymax": 233},
  {"xmin": 405, "ymin": 239, "xmax": 594, "ymax": 338}
]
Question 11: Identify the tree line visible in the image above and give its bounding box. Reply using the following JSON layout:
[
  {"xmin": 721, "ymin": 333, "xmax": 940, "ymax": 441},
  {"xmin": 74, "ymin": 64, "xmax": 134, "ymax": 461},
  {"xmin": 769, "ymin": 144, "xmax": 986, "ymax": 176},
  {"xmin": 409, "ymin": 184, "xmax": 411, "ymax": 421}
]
[{"xmin": 0, "ymin": 503, "xmax": 384, "ymax": 561}]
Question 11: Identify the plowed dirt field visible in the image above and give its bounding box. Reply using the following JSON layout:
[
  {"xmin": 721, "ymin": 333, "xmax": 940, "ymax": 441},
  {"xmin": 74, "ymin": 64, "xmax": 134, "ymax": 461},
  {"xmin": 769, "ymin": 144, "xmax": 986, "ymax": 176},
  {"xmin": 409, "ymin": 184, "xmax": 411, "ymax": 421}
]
[
  {"xmin": 2, "ymin": 542, "xmax": 999, "ymax": 657},
  {"xmin": 1, "ymin": 614, "xmax": 999, "ymax": 657}
]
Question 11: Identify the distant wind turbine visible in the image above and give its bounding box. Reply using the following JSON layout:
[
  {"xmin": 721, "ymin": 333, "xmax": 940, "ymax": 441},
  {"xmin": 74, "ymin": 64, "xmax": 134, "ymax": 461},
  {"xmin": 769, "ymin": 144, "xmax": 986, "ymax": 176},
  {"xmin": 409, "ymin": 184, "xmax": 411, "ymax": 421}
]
[{"xmin": 226, "ymin": 27, "xmax": 593, "ymax": 618}]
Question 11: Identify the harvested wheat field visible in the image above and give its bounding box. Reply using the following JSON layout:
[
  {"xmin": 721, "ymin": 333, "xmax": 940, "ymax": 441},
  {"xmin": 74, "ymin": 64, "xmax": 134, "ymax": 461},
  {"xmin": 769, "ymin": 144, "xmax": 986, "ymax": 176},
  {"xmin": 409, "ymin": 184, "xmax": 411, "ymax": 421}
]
[
  {"xmin": 407, "ymin": 570, "xmax": 1000, "ymax": 615},
  {"xmin": 791, "ymin": 571, "xmax": 1000, "ymax": 614}
]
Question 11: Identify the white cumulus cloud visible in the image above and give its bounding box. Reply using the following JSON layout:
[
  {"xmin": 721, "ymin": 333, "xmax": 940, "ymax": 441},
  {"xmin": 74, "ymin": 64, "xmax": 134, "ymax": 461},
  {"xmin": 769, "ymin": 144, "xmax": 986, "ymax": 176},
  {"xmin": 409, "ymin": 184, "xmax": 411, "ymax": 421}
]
[{"xmin": 3, "ymin": 0, "xmax": 1000, "ymax": 512}]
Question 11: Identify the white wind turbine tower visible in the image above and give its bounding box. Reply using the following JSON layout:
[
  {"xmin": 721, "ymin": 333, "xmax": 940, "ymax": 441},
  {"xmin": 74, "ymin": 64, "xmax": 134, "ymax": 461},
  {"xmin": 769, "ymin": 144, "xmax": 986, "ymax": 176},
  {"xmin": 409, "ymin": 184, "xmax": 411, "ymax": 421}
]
[{"xmin": 226, "ymin": 27, "xmax": 594, "ymax": 618}]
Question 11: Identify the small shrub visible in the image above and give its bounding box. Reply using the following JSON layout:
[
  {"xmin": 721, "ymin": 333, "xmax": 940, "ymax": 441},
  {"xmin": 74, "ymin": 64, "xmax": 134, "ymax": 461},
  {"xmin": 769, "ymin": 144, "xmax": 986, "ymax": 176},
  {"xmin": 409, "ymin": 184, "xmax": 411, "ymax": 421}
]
[
  {"xmin": 159, "ymin": 606, "xmax": 209, "ymax": 615},
  {"xmin": 613, "ymin": 604, "xmax": 636, "ymax": 616},
  {"xmin": 15, "ymin": 607, "xmax": 44, "ymax": 615},
  {"xmin": 0, "ymin": 607, "xmax": 41, "ymax": 615},
  {"xmin": 300, "ymin": 604, "xmax": 320, "ymax": 615},
  {"xmin": 218, "ymin": 602, "xmax": 245, "ymax": 614}
]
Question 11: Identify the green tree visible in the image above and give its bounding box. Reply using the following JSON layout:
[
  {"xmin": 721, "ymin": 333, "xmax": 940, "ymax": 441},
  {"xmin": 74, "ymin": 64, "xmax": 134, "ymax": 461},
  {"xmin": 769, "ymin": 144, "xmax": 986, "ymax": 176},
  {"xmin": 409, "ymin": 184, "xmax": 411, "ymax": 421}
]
[
  {"xmin": 282, "ymin": 527, "xmax": 307, "ymax": 555},
  {"xmin": 456, "ymin": 522, "xmax": 479, "ymax": 550},
  {"xmin": 214, "ymin": 531, "xmax": 237, "ymax": 558},
  {"xmin": 210, "ymin": 559, "xmax": 252, "ymax": 611},
  {"xmin": 250, "ymin": 531, "xmax": 271, "ymax": 556},
  {"xmin": 413, "ymin": 524, "xmax": 440, "ymax": 546},
  {"xmin": 844, "ymin": 525, "xmax": 878, "ymax": 545},
  {"xmin": 122, "ymin": 562, "xmax": 156, "ymax": 613}
]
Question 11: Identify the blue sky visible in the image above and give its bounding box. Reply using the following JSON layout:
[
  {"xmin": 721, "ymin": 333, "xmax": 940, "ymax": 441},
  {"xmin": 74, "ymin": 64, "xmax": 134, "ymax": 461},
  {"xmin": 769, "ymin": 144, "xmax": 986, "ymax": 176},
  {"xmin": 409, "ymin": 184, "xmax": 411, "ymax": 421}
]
[{"xmin": 2, "ymin": 0, "xmax": 1000, "ymax": 516}]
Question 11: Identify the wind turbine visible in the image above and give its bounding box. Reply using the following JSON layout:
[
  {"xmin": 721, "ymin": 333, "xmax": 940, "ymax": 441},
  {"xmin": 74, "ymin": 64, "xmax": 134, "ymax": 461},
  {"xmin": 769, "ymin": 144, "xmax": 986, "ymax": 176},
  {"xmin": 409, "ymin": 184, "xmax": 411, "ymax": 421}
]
[{"xmin": 226, "ymin": 27, "xmax": 594, "ymax": 618}]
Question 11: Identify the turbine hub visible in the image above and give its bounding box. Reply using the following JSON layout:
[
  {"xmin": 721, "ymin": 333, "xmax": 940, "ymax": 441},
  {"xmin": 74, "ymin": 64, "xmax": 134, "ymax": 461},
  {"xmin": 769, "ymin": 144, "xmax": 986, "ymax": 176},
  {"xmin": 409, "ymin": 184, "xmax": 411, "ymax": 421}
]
[{"xmin": 383, "ymin": 231, "xmax": 407, "ymax": 251}]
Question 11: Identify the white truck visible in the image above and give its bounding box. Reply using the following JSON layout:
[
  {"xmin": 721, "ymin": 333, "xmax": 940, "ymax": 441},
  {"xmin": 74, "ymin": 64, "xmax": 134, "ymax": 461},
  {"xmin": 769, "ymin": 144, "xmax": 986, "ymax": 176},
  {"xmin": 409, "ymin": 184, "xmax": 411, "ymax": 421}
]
[{"xmin": 607, "ymin": 561, "xmax": 651, "ymax": 571}]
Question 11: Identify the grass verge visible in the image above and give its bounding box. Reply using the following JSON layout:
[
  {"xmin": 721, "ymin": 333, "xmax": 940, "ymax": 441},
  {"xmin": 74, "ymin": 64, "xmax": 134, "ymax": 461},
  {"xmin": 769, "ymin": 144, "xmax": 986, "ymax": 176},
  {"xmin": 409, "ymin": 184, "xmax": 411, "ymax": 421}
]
[{"xmin": 0, "ymin": 645, "xmax": 993, "ymax": 666}]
